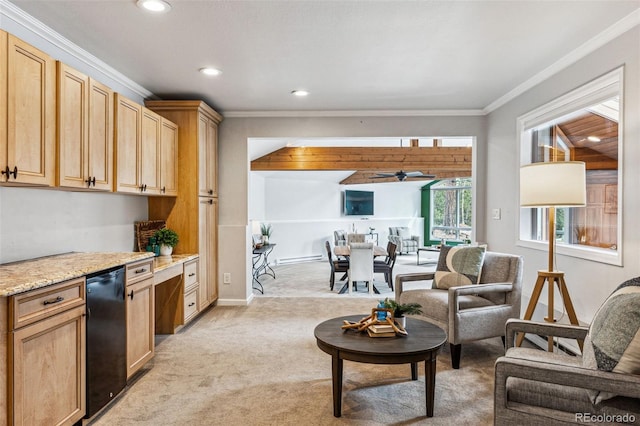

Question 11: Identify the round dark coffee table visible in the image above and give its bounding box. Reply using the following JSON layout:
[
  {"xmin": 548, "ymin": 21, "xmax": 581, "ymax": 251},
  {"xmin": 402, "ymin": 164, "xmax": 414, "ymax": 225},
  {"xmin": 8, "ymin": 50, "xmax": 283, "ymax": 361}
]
[{"xmin": 314, "ymin": 315, "xmax": 447, "ymax": 418}]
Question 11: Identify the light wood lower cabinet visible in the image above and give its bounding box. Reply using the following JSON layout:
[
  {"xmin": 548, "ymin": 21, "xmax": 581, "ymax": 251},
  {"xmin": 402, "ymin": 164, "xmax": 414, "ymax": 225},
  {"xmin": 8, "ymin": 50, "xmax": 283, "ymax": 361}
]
[
  {"xmin": 125, "ymin": 259, "xmax": 154, "ymax": 379},
  {"xmin": 126, "ymin": 276, "xmax": 155, "ymax": 379},
  {"xmin": 9, "ymin": 278, "xmax": 86, "ymax": 426}
]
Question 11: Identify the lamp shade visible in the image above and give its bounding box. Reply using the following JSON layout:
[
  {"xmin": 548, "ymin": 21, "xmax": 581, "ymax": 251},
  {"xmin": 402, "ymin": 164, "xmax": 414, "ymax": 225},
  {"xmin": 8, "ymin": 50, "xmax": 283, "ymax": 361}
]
[{"xmin": 520, "ymin": 161, "xmax": 586, "ymax": 207}]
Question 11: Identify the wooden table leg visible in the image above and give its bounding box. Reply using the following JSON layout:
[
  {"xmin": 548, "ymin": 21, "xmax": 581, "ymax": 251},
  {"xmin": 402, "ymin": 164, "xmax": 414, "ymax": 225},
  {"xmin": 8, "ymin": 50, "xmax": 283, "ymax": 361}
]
[
  {"xmin": 425, "ymin": 353, "xmax": 437, "ymax": 417},
  {"xmin": 411, "ymin": 362, "xmax": 418, "ymax": 380},
  {"xmin": 332, "ymin": 354, "xmax": 343, "ymax": 417}
]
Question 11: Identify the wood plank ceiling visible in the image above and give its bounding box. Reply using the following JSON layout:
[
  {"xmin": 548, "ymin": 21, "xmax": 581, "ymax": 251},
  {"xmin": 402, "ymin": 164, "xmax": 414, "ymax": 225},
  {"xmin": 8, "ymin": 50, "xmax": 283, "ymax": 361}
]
[{"xmin": 250, "ymin": 146, "xmax": 473, "ymax": 184}]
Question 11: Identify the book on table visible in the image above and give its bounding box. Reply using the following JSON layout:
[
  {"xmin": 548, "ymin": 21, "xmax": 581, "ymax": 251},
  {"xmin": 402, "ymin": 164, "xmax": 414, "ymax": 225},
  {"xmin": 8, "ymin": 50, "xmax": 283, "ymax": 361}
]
[
  {"xmin": 367, "ymin": 328, "xmax": 396, "ymax": 338},
  {"xmin": 367, "ymin": 323, "xmax": 396, "ymax": 337}
]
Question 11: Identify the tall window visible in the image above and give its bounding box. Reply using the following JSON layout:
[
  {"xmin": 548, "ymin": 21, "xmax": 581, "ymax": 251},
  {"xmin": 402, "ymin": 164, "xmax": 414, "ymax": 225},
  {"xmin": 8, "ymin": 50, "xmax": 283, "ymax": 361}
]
[
  {"xmin": 518, "ymin": 68, "xmax": 622, "ymax": 265},
  {"xmin": 430, "ymin": 178, "xmax": 472, "ymax": 242}
]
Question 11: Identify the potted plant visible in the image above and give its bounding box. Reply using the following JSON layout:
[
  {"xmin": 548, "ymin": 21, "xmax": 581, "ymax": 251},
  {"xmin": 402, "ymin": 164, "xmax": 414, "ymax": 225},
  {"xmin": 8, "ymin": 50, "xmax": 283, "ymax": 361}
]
[
  {"xmin": 383, "ymin": 297, "xmax": 422, "ymax": 328},
  {"xmin": 260, "ymin": 223, "xmax": 273, "ymax": 245},
  {"xmin": 153, "ymin": 228, "xmax": 179, "ymax": 256}
]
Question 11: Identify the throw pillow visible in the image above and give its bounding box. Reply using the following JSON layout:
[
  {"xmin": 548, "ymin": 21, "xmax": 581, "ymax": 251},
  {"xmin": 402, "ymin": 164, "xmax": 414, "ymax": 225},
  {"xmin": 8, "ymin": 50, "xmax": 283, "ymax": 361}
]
[
  {"xmin": 434, "ymin": 245, "xmax": 486, "ymax": 290},
  {"xmin": 582, "ymin": 277, "xmax": 640, "ymax": 404},
  {"xmin": 397, "ymin": 227, "xmax": 411, "ymax": 240}
]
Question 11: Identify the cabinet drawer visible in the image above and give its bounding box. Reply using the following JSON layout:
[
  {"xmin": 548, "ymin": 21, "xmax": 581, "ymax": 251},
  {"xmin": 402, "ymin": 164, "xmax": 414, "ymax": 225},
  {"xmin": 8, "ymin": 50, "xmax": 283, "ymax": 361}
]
[
  {"xmin": 184, "ymin": 287, "xmax": 199, "ymax": 323},
  {"xmin": 10, "ymin": 277, "xmax": 86, "ymax": 330},
  {"xmin": 184, "ymin": 259, "xmax": 199, "ymax": 290},
  {"xmin": 126, "ymin": 259, "xmax": 153, "ymax": 285}
]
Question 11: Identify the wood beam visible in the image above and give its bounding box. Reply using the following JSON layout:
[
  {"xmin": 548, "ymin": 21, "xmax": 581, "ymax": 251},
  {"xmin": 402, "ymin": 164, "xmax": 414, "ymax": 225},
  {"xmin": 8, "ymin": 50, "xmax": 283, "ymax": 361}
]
[{"xmin": 251, "ymin": 146, "xmax": 472, "ymax": 177}]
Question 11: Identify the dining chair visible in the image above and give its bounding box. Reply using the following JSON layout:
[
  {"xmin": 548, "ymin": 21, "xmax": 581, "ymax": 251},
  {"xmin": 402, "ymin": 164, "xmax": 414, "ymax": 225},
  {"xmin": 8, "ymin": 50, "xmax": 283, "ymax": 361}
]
[
  {"xmin": 347, "ymin": 233, "xmax": 366, "ymax": 244},
  {"xmin": 374, "ymin": 242, "xmax": 397, "ymax": 290},
  {"xmin": 347, "ymin": 242, "xmax": 375, "ymax": 295},
  {"xmin": 325, "ymin": 241, "xmax": 348, "ymax": 291}
]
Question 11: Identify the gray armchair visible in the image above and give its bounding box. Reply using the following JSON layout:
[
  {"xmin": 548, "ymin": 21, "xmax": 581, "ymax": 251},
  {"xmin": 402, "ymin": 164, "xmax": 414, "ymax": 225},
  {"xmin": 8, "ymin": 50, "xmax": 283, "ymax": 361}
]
[
  {"xmin": 495, "ymin": 319, "xmax": 640, "ymax": 425},
  {"xmin": 395, "ymin": 251, "xmax": 523, "ymax": 369},
  {"xmin": 388, "ymin": 226, "xmax": 420, "ymax": 254}
]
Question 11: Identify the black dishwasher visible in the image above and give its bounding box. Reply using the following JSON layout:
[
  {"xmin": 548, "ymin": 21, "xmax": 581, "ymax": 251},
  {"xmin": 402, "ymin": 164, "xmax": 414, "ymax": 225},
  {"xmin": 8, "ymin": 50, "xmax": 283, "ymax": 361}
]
[{"xmin": 85, "ymin": 266, "xmax": 127, "ymax": 418}]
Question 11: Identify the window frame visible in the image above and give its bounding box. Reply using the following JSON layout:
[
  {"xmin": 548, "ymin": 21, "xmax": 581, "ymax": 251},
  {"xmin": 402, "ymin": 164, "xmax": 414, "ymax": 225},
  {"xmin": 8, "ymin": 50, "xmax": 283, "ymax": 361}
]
[
  {"xmin": 516, "ymin": 67, "xmax": 624, "ymax": 266},
  {"xmin": 429, "ymin": 179, "xmax": 473, "ymax": 243}
]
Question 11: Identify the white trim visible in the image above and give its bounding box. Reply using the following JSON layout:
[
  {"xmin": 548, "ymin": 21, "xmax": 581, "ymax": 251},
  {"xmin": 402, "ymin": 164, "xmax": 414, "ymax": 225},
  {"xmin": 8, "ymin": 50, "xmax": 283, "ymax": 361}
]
[
  {"xmin": 0, "ymin": 0, "xmax": 154, "ymax": 100},
  {"xmin": 217, "ymin": 296, "xmax": 254, "ymax": 306},
  {"xmin": 485, "ymin": 10, "xmax": 640, "ymax": 114},
  {"xmin": 223, "ymin": 109, "xmax": 486, "ymax": 118}
]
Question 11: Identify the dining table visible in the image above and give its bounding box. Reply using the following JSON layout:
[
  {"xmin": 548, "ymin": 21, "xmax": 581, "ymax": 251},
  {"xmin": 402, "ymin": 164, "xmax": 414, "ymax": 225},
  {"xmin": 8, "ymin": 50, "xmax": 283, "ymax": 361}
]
[
  {"xmin": 333, "ymin": 244, "xmax": 388, "ymax": 295},
  {"xmin": 333, "ymin": 245, "xmax": 387, "ymax": 258}
]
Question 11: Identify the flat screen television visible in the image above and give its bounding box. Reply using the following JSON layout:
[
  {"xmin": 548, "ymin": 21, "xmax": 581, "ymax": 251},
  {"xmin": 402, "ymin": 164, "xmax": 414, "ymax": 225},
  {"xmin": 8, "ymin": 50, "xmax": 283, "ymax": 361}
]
[{"xmin": 343, "ymin": 190, "xmax": 374, "ymax": 216}]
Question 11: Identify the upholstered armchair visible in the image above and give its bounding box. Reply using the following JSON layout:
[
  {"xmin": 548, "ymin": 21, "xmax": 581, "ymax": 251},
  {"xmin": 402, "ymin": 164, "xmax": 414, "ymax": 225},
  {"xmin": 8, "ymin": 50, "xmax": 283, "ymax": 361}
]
[
  {"xmin": 388, "ymin": 227, "xmax": 420, "ymax": 254},
  {"xmin": 495, "ymin": 278, "xmax": 640, "ymax": 425},
  {"xmin": 395, "ymin": 251, "xmax": 523, "ymax": 368}
]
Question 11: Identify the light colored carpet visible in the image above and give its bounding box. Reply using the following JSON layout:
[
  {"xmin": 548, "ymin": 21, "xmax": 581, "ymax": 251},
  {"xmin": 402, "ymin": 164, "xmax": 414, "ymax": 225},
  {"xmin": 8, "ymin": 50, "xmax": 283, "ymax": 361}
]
[{"xmin": 92, "ymin": 253, "xmax": 499, "ymax": 425}]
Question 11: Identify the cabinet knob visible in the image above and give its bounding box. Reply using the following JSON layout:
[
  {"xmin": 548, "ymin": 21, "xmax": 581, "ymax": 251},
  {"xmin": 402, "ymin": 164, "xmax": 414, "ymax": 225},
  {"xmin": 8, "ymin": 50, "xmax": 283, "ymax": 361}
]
[
  {"xmin": 128, "ymin": 291, "xmax": 134, "ymax": 300},
  {"xmin": 91, "ymin": 176, "xmax": 96, "ymax": 186},
  {"xmin": 10, "ymin": 166, "xmax": 17, "ymax": 179},
  {"xmin": 208, "ymin": 199, "xmax": 213, "ymax": 205},
  {"xmin": 161, "ymin": 186, "xmax": 166, "ymax": 193},
  {"xmin": 208, "ymin": 189, "xmax": 213, "ymax": 195},
  {"xmin": 1, "ymin": 166, "xmax": 9, "ymax": 180},
  {"xmin": 85, "ymin": 176, "xmax": 96, "ymax": 187},
  {"xmin": 140, "ymin": 184, "xmax": 147, "ymax": 192}
]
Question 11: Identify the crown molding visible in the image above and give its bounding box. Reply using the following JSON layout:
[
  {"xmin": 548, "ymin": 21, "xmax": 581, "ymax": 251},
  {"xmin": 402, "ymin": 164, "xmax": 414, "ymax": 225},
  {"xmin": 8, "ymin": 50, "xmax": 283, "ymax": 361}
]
[
  {"xmin": 223, "ymin": 109, "xmax": 486, "ymax": 118},
  {"xmin": 484, "ymin": 9, "xmax": 640, "ymax": 114},
  {"xmin": 0, "ymin": 0, "xmax": 154, "ymax": 100}
]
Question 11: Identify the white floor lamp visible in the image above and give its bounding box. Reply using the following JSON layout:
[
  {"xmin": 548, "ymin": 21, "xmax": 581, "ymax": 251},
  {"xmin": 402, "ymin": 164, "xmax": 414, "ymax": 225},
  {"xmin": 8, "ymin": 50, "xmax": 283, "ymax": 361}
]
[{"xmin": 517, "ymin": 161, "xmax": 587, "ymax": 352}]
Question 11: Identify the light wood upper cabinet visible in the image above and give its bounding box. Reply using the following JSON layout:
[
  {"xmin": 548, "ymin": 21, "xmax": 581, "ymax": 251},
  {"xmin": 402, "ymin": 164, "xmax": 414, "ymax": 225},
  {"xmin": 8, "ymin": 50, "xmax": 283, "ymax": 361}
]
[
  {"xmin": 198, "ymin": 115, "xmax": 218, "ymax": 197},
  {"xmin": 140, "ymin": 108, "xmax": 161, "ymax": 194},
  {"xmin": 116, "ymin": 94, "xmax": 177, "ymax": 195},
  {"xmin": 160, "ymin": 118, "xmax": 178, "ymax": 196},
  {"xmin": 115, "ymin": 94, "xmax": 142, "ymax": 193},
  {"xmin": 1, "ymin": 33, "xmax": 56, "ymax": 186},
  {"xmin": 57, "ymin": 62, "xmax": 113, "ymax": 190}
]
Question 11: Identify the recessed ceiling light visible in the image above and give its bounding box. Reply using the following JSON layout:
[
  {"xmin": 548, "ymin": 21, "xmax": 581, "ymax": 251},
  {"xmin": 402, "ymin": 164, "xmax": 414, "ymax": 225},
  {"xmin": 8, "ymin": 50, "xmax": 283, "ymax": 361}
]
[
  {"xmin": 199, "ymin": 67, "xmax": 222, "ymax": 76},
  {"xmin": 137, "ymin": 0, "xmax": 171, "ymax": 13},
  {"xmin": 587, "ymin": 136, "xmax": 601, "ymax": 142},
  {"xmin": 291, "ymin": 90, "xmax": 309, "ymax": 97}
]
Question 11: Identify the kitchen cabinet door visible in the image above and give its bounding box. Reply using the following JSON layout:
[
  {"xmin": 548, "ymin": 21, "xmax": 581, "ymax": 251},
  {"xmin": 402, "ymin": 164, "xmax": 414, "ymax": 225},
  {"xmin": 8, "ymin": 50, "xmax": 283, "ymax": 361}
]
[
  {"xmin": 126, "ymin": 277, "xmax": 155, "ymax": 379},
  {"xmin": 87, "ymin": 78, "xmax": 114, "ymax": 191},
  {"xmin": 11, "ymin": 305, "xmax": 86, "ymax": 425},
  {"xmin": 198, "ymin": 115, "xmax": 217, "ymax": 197},
  {"xmin": 159, "ymin": 118, "xmax": 178, "ymax": 196},
  {"xmin": 115, "ymin": 94, "xmax": 142, "ymax": 193},
  {"xmin": 199, "ymin": 197, "xmax": 218, "ymax": 309},
  {"xmin": 140, "ymin": 109, "xmax": 161, "ymax": 195},
  {"xmin": 3, "ymin": 34, "xmax": 55, "ymax": 186}
]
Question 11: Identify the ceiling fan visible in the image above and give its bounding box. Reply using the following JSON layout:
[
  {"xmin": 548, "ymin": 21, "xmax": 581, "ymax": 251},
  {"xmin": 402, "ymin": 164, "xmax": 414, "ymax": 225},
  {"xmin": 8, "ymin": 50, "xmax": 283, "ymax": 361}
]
[{"xmin": 371, "ymin": 170, "xmax": 435, "ymax": 181}]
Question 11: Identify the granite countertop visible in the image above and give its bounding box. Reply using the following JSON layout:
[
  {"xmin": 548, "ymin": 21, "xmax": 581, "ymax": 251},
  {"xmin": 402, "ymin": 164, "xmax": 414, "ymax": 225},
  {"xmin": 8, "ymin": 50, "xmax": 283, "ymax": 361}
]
[
  {"xmin": 153, "ymin": 254, "xmax": 199, "ymax": 272},
  {"xmin": 0, "ymin": 252, "xmax": 155, "ymax": 297}
]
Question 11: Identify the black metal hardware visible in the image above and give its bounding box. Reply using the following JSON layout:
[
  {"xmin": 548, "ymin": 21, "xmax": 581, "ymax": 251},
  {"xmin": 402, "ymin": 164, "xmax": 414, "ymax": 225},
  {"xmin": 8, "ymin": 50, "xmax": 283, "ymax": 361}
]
[
  {"xmin": 208, "ymin": 199, "xmax": 213, "ymax": 204},
  {"xmin": 43, "ymin": 296, "xmax": 64, "ymax": 305},
  {"xmin": 128, "ymin": 291, "xmax": 134, "ymax": 300},
  {"xmin": 90, "ymin": 176, "xmax": 96, "ymax": 186},
  {"xmin": 188, "ymin": 273, "xmax": 195, "ymax": 277},
  {"xmin": 161, "ymin": 186, "xmax": 166, "ymax": 193},
  {"xmin": 208, "ymin": 189, "xmax": 213, "ymax": 195},
  {"xmin": 1, "ymin": 166, "xmax": 9, "ymax": 180},
  {"xmin": 134, "ymin": 268, "xmax": 146, "ymax": 274},
  {"xmin": 85, "ymin": 176, "xmax": 96, "ymax": 187},
  {"xmin": 10, "ymin": 166, "xmax": 17, "ymax": 179},
  {"xmin": 188, "ymin": 302, "xmax": 195, "ymax": 307}
]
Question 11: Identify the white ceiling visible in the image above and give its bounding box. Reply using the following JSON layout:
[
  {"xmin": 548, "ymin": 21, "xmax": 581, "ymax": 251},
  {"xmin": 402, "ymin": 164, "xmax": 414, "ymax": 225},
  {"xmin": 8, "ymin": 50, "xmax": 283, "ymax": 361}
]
[{"xmin": 7, "ymin": 0, "xmax": 640, "ymax": 115}]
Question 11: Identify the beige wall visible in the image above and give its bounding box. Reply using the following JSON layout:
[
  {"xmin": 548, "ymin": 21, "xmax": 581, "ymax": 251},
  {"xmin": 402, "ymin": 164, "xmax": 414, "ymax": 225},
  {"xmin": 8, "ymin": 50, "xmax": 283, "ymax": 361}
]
[{"xmin": 485, "ymin": 26, "xmax": 640, "ymax": 325}]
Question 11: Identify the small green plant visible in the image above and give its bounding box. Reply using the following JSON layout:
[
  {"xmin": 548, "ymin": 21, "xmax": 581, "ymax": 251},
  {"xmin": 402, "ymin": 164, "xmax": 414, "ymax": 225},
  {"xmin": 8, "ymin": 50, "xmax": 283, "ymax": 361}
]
[
  {"xmin": 383, "ymin": 297, "xmax": 422, "ymax": 317},
  {"xmin": 154, "ymin": 228, "xmax": 179, "ymax": 248},
  {"xmin": 260, "ymin": 223, "xmax": 273, "ymax": 237}
]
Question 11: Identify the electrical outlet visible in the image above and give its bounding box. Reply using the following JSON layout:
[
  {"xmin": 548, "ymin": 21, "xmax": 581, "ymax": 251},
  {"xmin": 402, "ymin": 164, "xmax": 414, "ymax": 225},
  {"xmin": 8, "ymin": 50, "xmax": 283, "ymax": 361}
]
[
  {"xmin": 223, "ymin": 272, "xmax": 231, "ymax": 284},
  {"xmin": 492, "ymin": 208, "xmax": 501, "ymax": 220}
]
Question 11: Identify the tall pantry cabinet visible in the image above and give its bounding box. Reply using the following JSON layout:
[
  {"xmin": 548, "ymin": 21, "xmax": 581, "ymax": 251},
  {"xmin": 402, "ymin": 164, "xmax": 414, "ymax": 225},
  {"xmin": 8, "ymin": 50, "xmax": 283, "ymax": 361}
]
[{"xmin": 146, "ymin": 101, "xmax": 222, "ymax": 311}]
